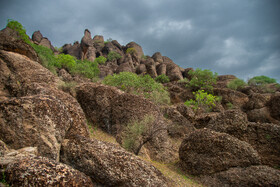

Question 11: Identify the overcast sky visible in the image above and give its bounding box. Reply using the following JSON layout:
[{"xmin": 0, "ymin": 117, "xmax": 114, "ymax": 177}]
[{"xmin": 1, "ymin": 0, "xmax": 280, "ymax": 82}]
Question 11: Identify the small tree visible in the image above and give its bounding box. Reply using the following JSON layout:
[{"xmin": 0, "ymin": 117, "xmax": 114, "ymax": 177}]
[
  {"xmin": 107, "ymin": 51, "xmax": 122, "ymax": 61},
  {"xmin": 122, "ymin": 114, "xmax": 166, "ymax": 155},
  {"xmin": 185, "ymin": 90, "xmax": 221, "ymax": 112},
  {"xmin": 94, "ymin": 56, "xmax": 107, "ymax": 64},
  {"xmin": 227, "ymin": 78, "xmax": 247, "ymax": 90},
  {"xmin": 6, "ymin": 19, "xmax": 30, "ymax": 44},
  {"xmin": 187, "ymin": 68, "xmax": 218, "ymax": 92},
  {"xmin": 126, "ymin": 47, "xmax": 137, "ymax": 55},
  {"xmin": 56, "ymin": 54, "xmax": 76, "ymax": 71},
  {"xmin": 155, "ymin": 74, "xmax": 170, "ymax": 83},
  {"xmin": 248, "ymin": 75, "xmax": 277, "ymax": 86}
]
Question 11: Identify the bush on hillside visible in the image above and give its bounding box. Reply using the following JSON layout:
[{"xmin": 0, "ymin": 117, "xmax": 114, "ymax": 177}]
[
  {"xmin": 184, "ymin": 90, "xmax": 221, "ymax": 112},
  {"xmin": 187, "ymin": 68, "xmax": 218, "ymax": 92},
  {"xmin": 56, "ymin": 54, "xmax": 76, "ymax": 71},
  {"xmin": 227, "ymin": 78, "xmax": 247, "ymax": 90},
  {"xmin": 103, "ymin": 72, "xmax": 170, "ymax": 104},
  {"xmin": 107, "ymin": 51, "xmax": 122, "ymax": 61},
  {"xmin": 248, "ymin": 76, "xmax": 277, "ymax": 86},
  {"xmin": 73, "ymin": 60, "xmax": 100, "ymax": 79},
  {"xmin": 94, "ymin": 56, "xmax": 107, "ymax": 64},
  {"xmin": 6, "ymin": 19, "xmax": 30, "ymax": 44},
  {"xmin": 155, "ymin": 74, "xmax": 170, "ymax": 83}
]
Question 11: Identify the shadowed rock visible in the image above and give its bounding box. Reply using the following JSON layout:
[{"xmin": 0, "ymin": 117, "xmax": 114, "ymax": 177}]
[{"xmin": 179, "ymin": 129, "xmax": 261, "ymax": 175}]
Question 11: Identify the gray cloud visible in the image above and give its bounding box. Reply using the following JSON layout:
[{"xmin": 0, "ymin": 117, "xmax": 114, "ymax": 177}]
[{"xmin": 1, "ymin": 0, "xmax": 279, "ymax": 82}]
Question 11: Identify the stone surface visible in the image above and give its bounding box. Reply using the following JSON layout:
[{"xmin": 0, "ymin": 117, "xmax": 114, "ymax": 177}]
[
  {"xmin": 3, "ymin": 156, "xmax": 94, "ymax": 186},
  {"xmin": 0, "ymin": 32, "xmax": 38, "ymax": 62},
  {"xmin": 214, "ymin": 88, "xmax": 249, "ymax": 108},
  {"xmin": 126, "ymin": 42, "xmax": 144, "ymax": 59},
  {"xmin": 60, "ymin": 136, "xmax": 169, "ymax": 187},
  {"xmin": 207, "ymin": 109, "xmax": 248, "ymax": 139},
  {"xmin": 31, "ymin": 30, "xmax": 43, "ymax": 44},
  {"xmin": 267, "ymin": 93, "xmax": 280, "ymax": 121},
  {"xmin": 179, "ymin": 129, "xmax": 261, "ymax": 175},
  {"xmin": 201, "ymin": 165, "xmax": 280, "ymax": 187},
  {"xmin": 243, "ymin": 122, "xmax": 280, "ymax": 167}
]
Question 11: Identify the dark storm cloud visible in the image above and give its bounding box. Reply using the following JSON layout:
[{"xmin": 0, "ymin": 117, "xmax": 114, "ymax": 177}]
[{"xmin": 1, "ymin": 0, "xmax": 279, "ymax": 82}]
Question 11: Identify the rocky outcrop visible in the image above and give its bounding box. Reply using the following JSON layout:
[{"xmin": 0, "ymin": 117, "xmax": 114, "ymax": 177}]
[
  {"xmin": 214, "ymin": 88, "xmax": 249, "ymax": 108},
  {"xmin": 126, "ymin": 42, "xmax": 144, "ymax": 59},
  {"xmin": 1, "ymin": 153, "xmax": 94, "ymax": 186},
  {"xmin": 206, "ymin": 109, "xmax": 248, "ymax": 139},
  {"xmin": 201, "ymin": 165, "xmax": 280, "ymax": 187},
  {"xmin": 243, "ymin": 122, "xmax": 280, "ymax": 167},
  {"xmin": 179, "ymin": 129, "xmax": 261, "ymax": 175},
  {"xmin": 267, "ymin": 93, "xmax": 280, "ymax": 121},
  {"xmin": 163, "ymin": 56, "xmax": 183, "ymax": 81},
  {"xmin": 76, "ymin": 83, "xmax": 174, "ymax": 161},
  {"xmin": 60, "ymin": 136, "xmax": 169, "ymax": 187},
  {"xmin": 0, "ymin": 32, "xmax": 38, "ymax": 62},
  {"xmin": 81, "ymin": 29, "xmax": 96, "ymax": 61},
  {"xmin": 31, "ymin": 30, "xmax": 55, "ymax": 51},
  {"xmin": 62, "ymin": 41, "xmax": 81, "ymax": 59},
  {"xmin": 215, "ymin": 75, "xmax": 237, "ymax": 88}
]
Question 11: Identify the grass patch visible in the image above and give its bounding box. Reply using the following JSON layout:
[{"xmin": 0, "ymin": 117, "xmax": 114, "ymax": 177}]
[{"xmin": 87, "ymin": 123, "xmax": 118, "ymax": 145}]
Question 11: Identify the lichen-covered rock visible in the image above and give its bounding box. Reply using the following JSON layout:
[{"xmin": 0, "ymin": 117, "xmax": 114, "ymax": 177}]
[
  {"xmin": 201, "ymin": 165, "xmax": 280, "ymax": 187},
  {"xmin": 179, "ymin": 129, "xmax": 261, "ymax": 175},
  {"xmin": 207, "ymin": 109, "xmax": 248, "ymax": 139},
  {"xmin": 214, "ymin": 88, "xmax": 249, "ymax": 108},
  {"xmin": 60, "ymin": 136, "xmax": 169, "ymax": 187},
  {"xmin": 243, "ymin": 122, "xmax": 280, "ymax": 167},
  {"xmin": 0, "ymin": 32, "xmax": 38, "ymax": 62},
  {"xmin": 3, "ymin": 156, "xmax": 94, "ymax": 187},
  {"xmin": 0, "ymin": 95, "xmax": 73, "ymax": 161},
  {"xmin": 126, "ymin": 42, "xmax": 144, "ymax": 59}
]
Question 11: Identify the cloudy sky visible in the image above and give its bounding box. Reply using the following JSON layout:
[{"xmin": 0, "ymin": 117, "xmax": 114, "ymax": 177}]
[{"xmin": 1, "ymin": 0, "xmax": 280, "ymax": 82}]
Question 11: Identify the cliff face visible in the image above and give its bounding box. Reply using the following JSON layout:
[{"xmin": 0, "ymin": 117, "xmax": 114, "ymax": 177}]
[{"xmin": 0, "ymin": 26, "xmax": 280, "ymax": 186}]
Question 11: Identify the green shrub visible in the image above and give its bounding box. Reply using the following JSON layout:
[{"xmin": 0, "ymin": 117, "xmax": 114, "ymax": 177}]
[
  {"xmin": 56, "ymin": 53, "xmax": 76, "ymax": 71},
  {"xmin": 184, "ymin": 90, "xmax": 221, "ymax": 112},
  {"xmin": 126, "ymin": 47, "xmax": 137, "ymax": 55},
  {"xmin": 187, "ymin": 68, "xmax": 218, "ymax": 92},
  {"xmin": 122, "ymin": 114, "xmax": 164, "ymax": 155},
  {"xmin": 73, "ymin": 60, "xmax": 100, "ymax": 79},
  {"xmin": 248, "ymin": 75, "xmax": 277, "ymax": 86},
  {"xmin": 107, "ymin": 51, "xmax": 122, "ymax": 61},
  {"xmin": 94, "ymin": 56, "xmax": 107, "ymax": 64},
  {"xmin": 227, "ymin": 78, "xmax": 247, "ymax": 90},
  {"xmin": 6, "ymin": 19, "xmax": 30, "ymax": 44},
  {"xmin": 103, "ymin": 72, "xmax": 170, "ymax": 104},
  {"xmin": 155, "ymin": 74, "xmax": 170, "ymax": 83}
]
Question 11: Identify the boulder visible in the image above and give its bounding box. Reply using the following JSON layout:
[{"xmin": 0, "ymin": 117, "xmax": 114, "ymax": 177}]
[
  {"xmin": 243, "ymin": 93, "xmax": 272, "ymax": 111},
  {"xmin": 135, "ymin": 64, "xmax": 147, "ymax": 75},
  {"xmin": 207, "ymin": 109, "xmax": 248, "ymax": 139},
  {"xmin": 39, "ymin": 37, "xmax": 55, "ymax": 51},
  {"xmin": 146, "ymin": 64, "xmax": 158, "ymax": 78},
  {"xmin": 115, "ymin": 62, "xmax": 133, "ymax": 73},
  {"xmin": 165, "ymin": 82, "xmax": 194, "ymax": 104},
  {"xmin": 267, "ymin": 94, "xmax": 280, "ymax": 121},
  {"xmin": 62, "ymin": 42, "xmax": 81, "ymax": 60},
  {"xmin": 162, "ymin": 56, "xmax": 183, "ymax": 81},
  {"xmin": 214, "ymin": 88, "xmax": 249, "ymax": 108},
  {"xmin": 152, "ymin": 52, "xmax": 163, "ymax": 63},
  {"xmin": 243, "ymin": 122, "xmax": 280, "ymax": 167},
  {"xmin": 0, "ymin": 95, "xmax": 74, "ymax": 161},
  {"xmin": 60, "ymin": 136, "xmax": 169, "ymax": 187},
  {"xmin": 179, "ymin": 129, "xmax": 261, "ymax": 175},
  {"xmin": 2, "ymin": 156, "xmax": 94, "ymax": 186},
  {"xmin": 201, "ymin": 165, "xmax": 280, "ymax": 187},
  {"xmin": 93, "ymin": 35, "xmax": 104, "ymax": 51},
  {"xmin": 31, "ymin": 30, "xmax": 43, "ymax": 44},
  {"xmin": 126, "ymin": 42, "xmax": 144, "ymax": 59},
  {"xmin": 156, "ymin": 63, "xmax": 167, "ymax": 75},
  {"xmin": 58, "ymin": 68, "xmax": 73, "ymax": 82},
  {"xmin": 0, "ymin": 32, "xmax": 38, "ymax": 62},
  {"xmin": 81, "ymin": 29, "xmax": 95, "ymax": 61},
  {"xmin": 246, "ymin": 107, "xmax": 277, "ymax": 123},
  {"xmin": 102, "ymin": 42, "xmax": 124, "ymax": 57}
]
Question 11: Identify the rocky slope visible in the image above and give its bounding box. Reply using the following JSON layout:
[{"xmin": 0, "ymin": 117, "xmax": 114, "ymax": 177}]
[{"xmin": 1, "ymin": 26, "xmax": 280, "ymax": 186}]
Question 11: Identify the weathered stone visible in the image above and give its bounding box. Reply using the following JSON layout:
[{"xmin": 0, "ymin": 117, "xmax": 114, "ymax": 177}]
[
  {"xmin": 179, "ymin": 129, "xmax": 261, "ymax": 175},
  {"xmin": 60, "ymin": 136, "xmax": 169, "ymax": 187},
  {"xmin": 267, "ymin": 93, "xmax": 280, "ymax": 121},
  {"xmin": 135, "ymin": 64, "xmax": 147, "ymax": 75},
  {"xmin": 182, "ymin": 68, "xmax": 194, "ymax": 80},
  {"xmin": 3, "ymin": 156, "xmax": 94, "ymax": 186},
  {"xmin": 58, "ymin": 68, "xmax": 73, "ymax": 82},
  {"xmin": 216, "ymin": 75, "xmax": 237, "ymax": 88},
  {"xmin": 31, "ymin": 30, "xmax": 43, "ymax": 44},
  {"xmin": 0, "ymin": 32, "xmax": 38, "ymax": 62},
  {"xmin": 214, "ymin": 88, "xmax": 249, "ymax": 108},
  {"xmin": 243, "ymin": 122, "xmax": 280, "ymax": 167},
  {"xmin": 116, "ymin": 62, "xmax": 133, "ymax": 73},
  {"xmin": 207, "ymin": 109, "xmax": 248, "ymax": 139},
  {"xmin": 126, "ymin": 42, "xmax": 144, "ymax": 59},
  {"xmin": 146, "ymin": 64, "xmax": 158, "ymax": 78},
  {"xmin": 156, "ymin": 63, "xmax": 167, "ymax": 75},
  {"xmin": 62, "ymin": 41, "xmax": 82, "ymax": 59},
  {"xmin": 39, "ymin": 37, "xmax": 55, "ymax": 51},
  {"xmin": 81, "ymin": 29, "xmax": 94, "ymax": 61},
  {"xmin": 152, "ymin": 52, "xmax": 163, "ymax": 63},
  {"xmin": 201, "ymin": 165, "xmax": 280, "ymax": 187}
]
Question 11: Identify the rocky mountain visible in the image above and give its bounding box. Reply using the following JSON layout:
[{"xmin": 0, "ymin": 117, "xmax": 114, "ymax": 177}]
[{"xmin": 1, "ymin": 23, "xmax": 280, "ymax": 186}]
